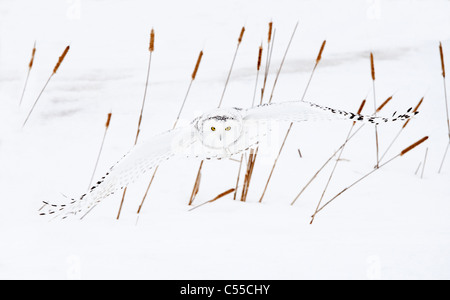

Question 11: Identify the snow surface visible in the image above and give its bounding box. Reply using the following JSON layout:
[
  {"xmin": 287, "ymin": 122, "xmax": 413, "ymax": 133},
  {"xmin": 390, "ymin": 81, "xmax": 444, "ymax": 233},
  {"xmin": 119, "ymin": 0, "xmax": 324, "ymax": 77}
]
[{"xmin": 0, "ymin": 0, "xmax": 449, "ymax": 279}]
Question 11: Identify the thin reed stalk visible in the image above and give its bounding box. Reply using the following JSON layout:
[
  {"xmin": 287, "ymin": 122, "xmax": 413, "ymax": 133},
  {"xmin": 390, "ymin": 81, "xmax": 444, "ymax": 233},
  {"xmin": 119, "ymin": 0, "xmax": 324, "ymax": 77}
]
[
  {"xmin": 268, "ymin": 22, "xmax": 299, "ymax": 104},
  {"xmin": 87, "ymin": 113, "xmax": 112, "ymax": 191},
  {"xmin": 217, "ymin": 26, "xmax": 245, "ymax": 108},
  {"xmin": 438, "ymin": 42, "xmax": 450, "ymax": 173},
  {"xmin": 261, "ymin": 22, "xmax": 274, "ymax": 104},
  {"xmin": 23, "ymin": 45, "xmax": 70, "ymax": 127},
  {"xmin": 311, "ymin": 136, "xmax": 429, "ymax": 223},
  {"xmin": 19, "ymin": 41, "xmax": 37, "ymax": 106},
  {"xmin": 233, "ymin": 154, "xmax": 244, "ymax": 200},
  {"xmin": 371, "ymin": 52, "xmax": 380, "ymax": 168},
  {"xmin": 135, "ymin": 28, "xmax": 155, "ymax": 144}
]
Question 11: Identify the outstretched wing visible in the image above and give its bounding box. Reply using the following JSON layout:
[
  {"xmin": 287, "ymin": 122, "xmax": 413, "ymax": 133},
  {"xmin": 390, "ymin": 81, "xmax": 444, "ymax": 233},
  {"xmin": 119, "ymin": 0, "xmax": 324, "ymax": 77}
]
[
  {"xmin": 244, "ymin": 101, "xmax": 417, "ymax": 124},
  {"xmin": 41, "ymin": 125, "xmax": 198, "ymax": 219}
]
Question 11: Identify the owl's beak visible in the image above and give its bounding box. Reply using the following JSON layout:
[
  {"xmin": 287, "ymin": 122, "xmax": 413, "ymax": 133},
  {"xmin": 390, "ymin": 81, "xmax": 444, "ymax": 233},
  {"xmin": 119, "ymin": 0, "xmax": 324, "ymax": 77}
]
[{"xmin": 219, "ymin": 134, "xmax": 223, "ymax": 141}]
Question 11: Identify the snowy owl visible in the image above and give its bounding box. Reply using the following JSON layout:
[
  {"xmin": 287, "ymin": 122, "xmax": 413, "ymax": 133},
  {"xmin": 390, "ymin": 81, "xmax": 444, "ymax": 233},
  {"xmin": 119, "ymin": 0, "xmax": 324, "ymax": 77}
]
[{"xmin": 40, "ymin": 101, "xmax": 417, "ymax": 218}]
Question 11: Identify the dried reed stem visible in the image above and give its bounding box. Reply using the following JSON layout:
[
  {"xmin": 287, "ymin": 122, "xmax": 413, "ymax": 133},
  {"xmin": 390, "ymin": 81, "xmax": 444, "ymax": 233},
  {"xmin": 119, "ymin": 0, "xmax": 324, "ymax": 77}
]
[
  {"xmin": 188, "ymin": 161, "xmax": 203, "ymax": 206},
  {"xmin": 19, "ymin": 41, "xmax": 36, "ymax": 106},
  {"xmin": 233, "ymin": 154, "xmax": 244, "ymax": 200},
  {"xmin": 135, "ymin": 29, "xmax": 155, "ymax": 144},
  {"xmin": 309, "ymin": 99, "xmax": 366, "ymax": 224},
  {"xmin": 217, "ymin": 26, "xmax": 245, "ymax": 108},
  {"xmin": 252, "ymin": 45, "xmax": 263, "ymax": 107},
  {"xmin": 370, "ymin": 52, "xmax": 380, "ymax": 169},
  {"xmin": 261, "ymin": 23, "xmax": 275, "ymax": 104},
  {"xmin": 174, "ymin": 51, "xmax": 203, "ymax": 128},
  {"xmin": 23, "ymin": 45, "xmax": 70, "ymax": 127},
  {"xmin": 268, "ymin": 22, "xmax": 299, "ymax": 104},
  {"xmin": 87, "ymin": 113, "xmax": 112, "ymax": 191},
  {"xmin": 240, "ymin": 148, "xmax": 258, "ymax": 202},
  {"xmin": 312, "ymin": 136, "xmax": 429, "ymax": 222}
]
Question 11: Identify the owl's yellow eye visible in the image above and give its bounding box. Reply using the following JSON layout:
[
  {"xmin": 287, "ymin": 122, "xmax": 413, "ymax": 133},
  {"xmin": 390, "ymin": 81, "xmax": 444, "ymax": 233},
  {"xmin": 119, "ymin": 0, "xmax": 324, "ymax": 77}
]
[
  {"xmin": 211, "ymin": 127, "xmax": 216, "ymax": 131},
  {"xmin": 225, "ymin": 126, "xmax": 231, "ymax": 131}
]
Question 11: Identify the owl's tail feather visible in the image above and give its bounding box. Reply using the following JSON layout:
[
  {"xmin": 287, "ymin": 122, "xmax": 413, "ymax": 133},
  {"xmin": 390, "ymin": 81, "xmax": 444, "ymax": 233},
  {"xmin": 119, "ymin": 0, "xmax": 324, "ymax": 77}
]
[
  {"xmin": 39, "ymin": 170, "xmax": 117, "ymax": 219},
  {"xmin": 307, "ymin": 102, "xmax": 419, "ymax": 125}
]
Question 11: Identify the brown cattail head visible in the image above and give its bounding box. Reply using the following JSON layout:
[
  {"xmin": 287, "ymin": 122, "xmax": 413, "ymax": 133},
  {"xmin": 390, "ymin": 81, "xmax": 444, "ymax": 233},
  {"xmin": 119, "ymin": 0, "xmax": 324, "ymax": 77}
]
[
  {"xmin": 440, "ymin": 42, "xmax": 445, "ymax": 78},
  {"xmin": 268, "ymin": 22, "xmax": 273, "ymax": 43},
  {"xmin": 238, "ymin": 26, "xmax": 245, "ymax": 44},
  {"xmin": 210, "ymin": 188, "xmax": 235, "ymax": 203},
  {"xmin": 149, "ymin": 28, "xmax": 155, "ymax": 52},
  {"xmin": 53, "ymin": 45, "xmax": 70, "ymax": 74},
  {"xmin": 370, "ymin": 52, "xmax": 375, "ymax": 81},
  {"xmin": 357, "ymin": 99, "xmax": 367, "ymax": 114},
  {"xmin": 376, "ymin": 95, "xmax": 393, "ymax": 113},
  {"xmin": 191, "ymin": 50, "xmax": 203, "ymax": 80},
  {"xmin": 257, "ymin": 45, "xmax": 263, "ymax": 71},
  {"xmin": 29, "ymin": 42, "xmax": 36, "ymax": 70},
  {"xmin": 105, "ymin": 112, "xmax": 112, "ymax": 128},
  {"xmin": 403, "ymin": 97, "xmax": 424, "ymax": 129},
  {"xmin": 401, "ymin": 136, "xmax": 428, "ymax": 156},
  {"xmin": 316, "ymin": 40, "xmax": 326, "ymax": 65},
  {"xmin": 353, "ymin": 99, "xmax": 366, "ymax": 125}
]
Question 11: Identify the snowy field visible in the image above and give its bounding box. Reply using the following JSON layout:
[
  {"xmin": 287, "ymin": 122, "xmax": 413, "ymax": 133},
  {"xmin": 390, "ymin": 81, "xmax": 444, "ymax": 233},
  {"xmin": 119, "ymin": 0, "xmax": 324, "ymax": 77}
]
[{"xmin": 0, "ymin": 0, "xmax": 449, "ymax": 280}]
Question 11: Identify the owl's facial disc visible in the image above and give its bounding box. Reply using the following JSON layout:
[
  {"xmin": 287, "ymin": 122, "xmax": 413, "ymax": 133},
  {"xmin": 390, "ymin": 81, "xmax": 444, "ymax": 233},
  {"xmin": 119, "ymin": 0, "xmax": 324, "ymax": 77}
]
[{"xmin": 197, "ymin": 110, "xmax": 243, "ymax": 149}]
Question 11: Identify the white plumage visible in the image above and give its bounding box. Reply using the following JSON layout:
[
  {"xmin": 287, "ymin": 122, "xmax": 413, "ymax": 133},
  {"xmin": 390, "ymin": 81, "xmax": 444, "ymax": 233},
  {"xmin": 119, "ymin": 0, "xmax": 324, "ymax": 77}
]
[{"xmin": 41, "ymin": 101, "xmax": 417, "ymax": 218}]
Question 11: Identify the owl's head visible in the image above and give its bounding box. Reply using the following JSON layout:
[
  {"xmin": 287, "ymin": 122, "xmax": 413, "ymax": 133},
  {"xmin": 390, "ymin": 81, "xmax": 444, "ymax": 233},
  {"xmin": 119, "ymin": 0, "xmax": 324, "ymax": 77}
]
[{"xmin": 195, "ymin": 108, "xmax": 244, "ymax": 149}]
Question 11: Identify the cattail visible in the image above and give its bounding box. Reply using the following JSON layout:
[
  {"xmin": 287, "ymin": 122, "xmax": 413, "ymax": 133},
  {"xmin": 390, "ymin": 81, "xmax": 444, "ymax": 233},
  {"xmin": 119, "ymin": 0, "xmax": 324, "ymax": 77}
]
[
  {"xmin": 191, "ymin": 50, "xmax": 203, "ymax": 80},
  {"xmin": 189, "ymin": 188, "xmax": 235, "ymax": 211},
  {"xmin": 53, "ymin": 46, "xmax": 70, "ymax": 74},
  {"xmin": 149, "ymin": 28, "xmax": 155, "ymax": 52},
  {"xmin": 218, "ymin": 25, "xmax": 246, "ymax": 108},
  {"xmin": 401, "ymin": 136, "xmax": 429, "ymax": 156},
  {"xmin": 268, "ymin": 22, "xmax": 273, "ymax": 43},
  {"xmin": 440, "ymin": 42, "xmax": 446, "ymax": 78},
  {"xmin": 23, "ymin": 45, "xmax": 70, "ymax": 127},
  {"xmin": 20, "ymin": 42, "xmax": 37, "ymax": 106},
  {"xmin": 376, "ymin": 95, "xmax": 393, "ymax": 113},
  {"xmin": 238, "ymin": 26, "xmax": 245, "ymax": 44},
  {"xmin": 87, "ymin": 112, "xmax": 113, "ymax": 191},
  {"xmin": 370, "ymin": 52, "xmax": 375, "ymax": 81},
  {"xmin": 403, "ymin": 97, "xmax": 424, "ymax": 129},
  {"xmin": 29, "ymin": 43, "xmax": 36, "ymax": 69},
  {"xmin": 105, "ymin": 112, "xmax": 112, "ymax": 127},
  {"xmin": 257, "ymin": 45, "xmax": 263, "ymax": 71},
  {"xmin": 316, "ymin": 40, "xmax": 326, "ymax": 65}
]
